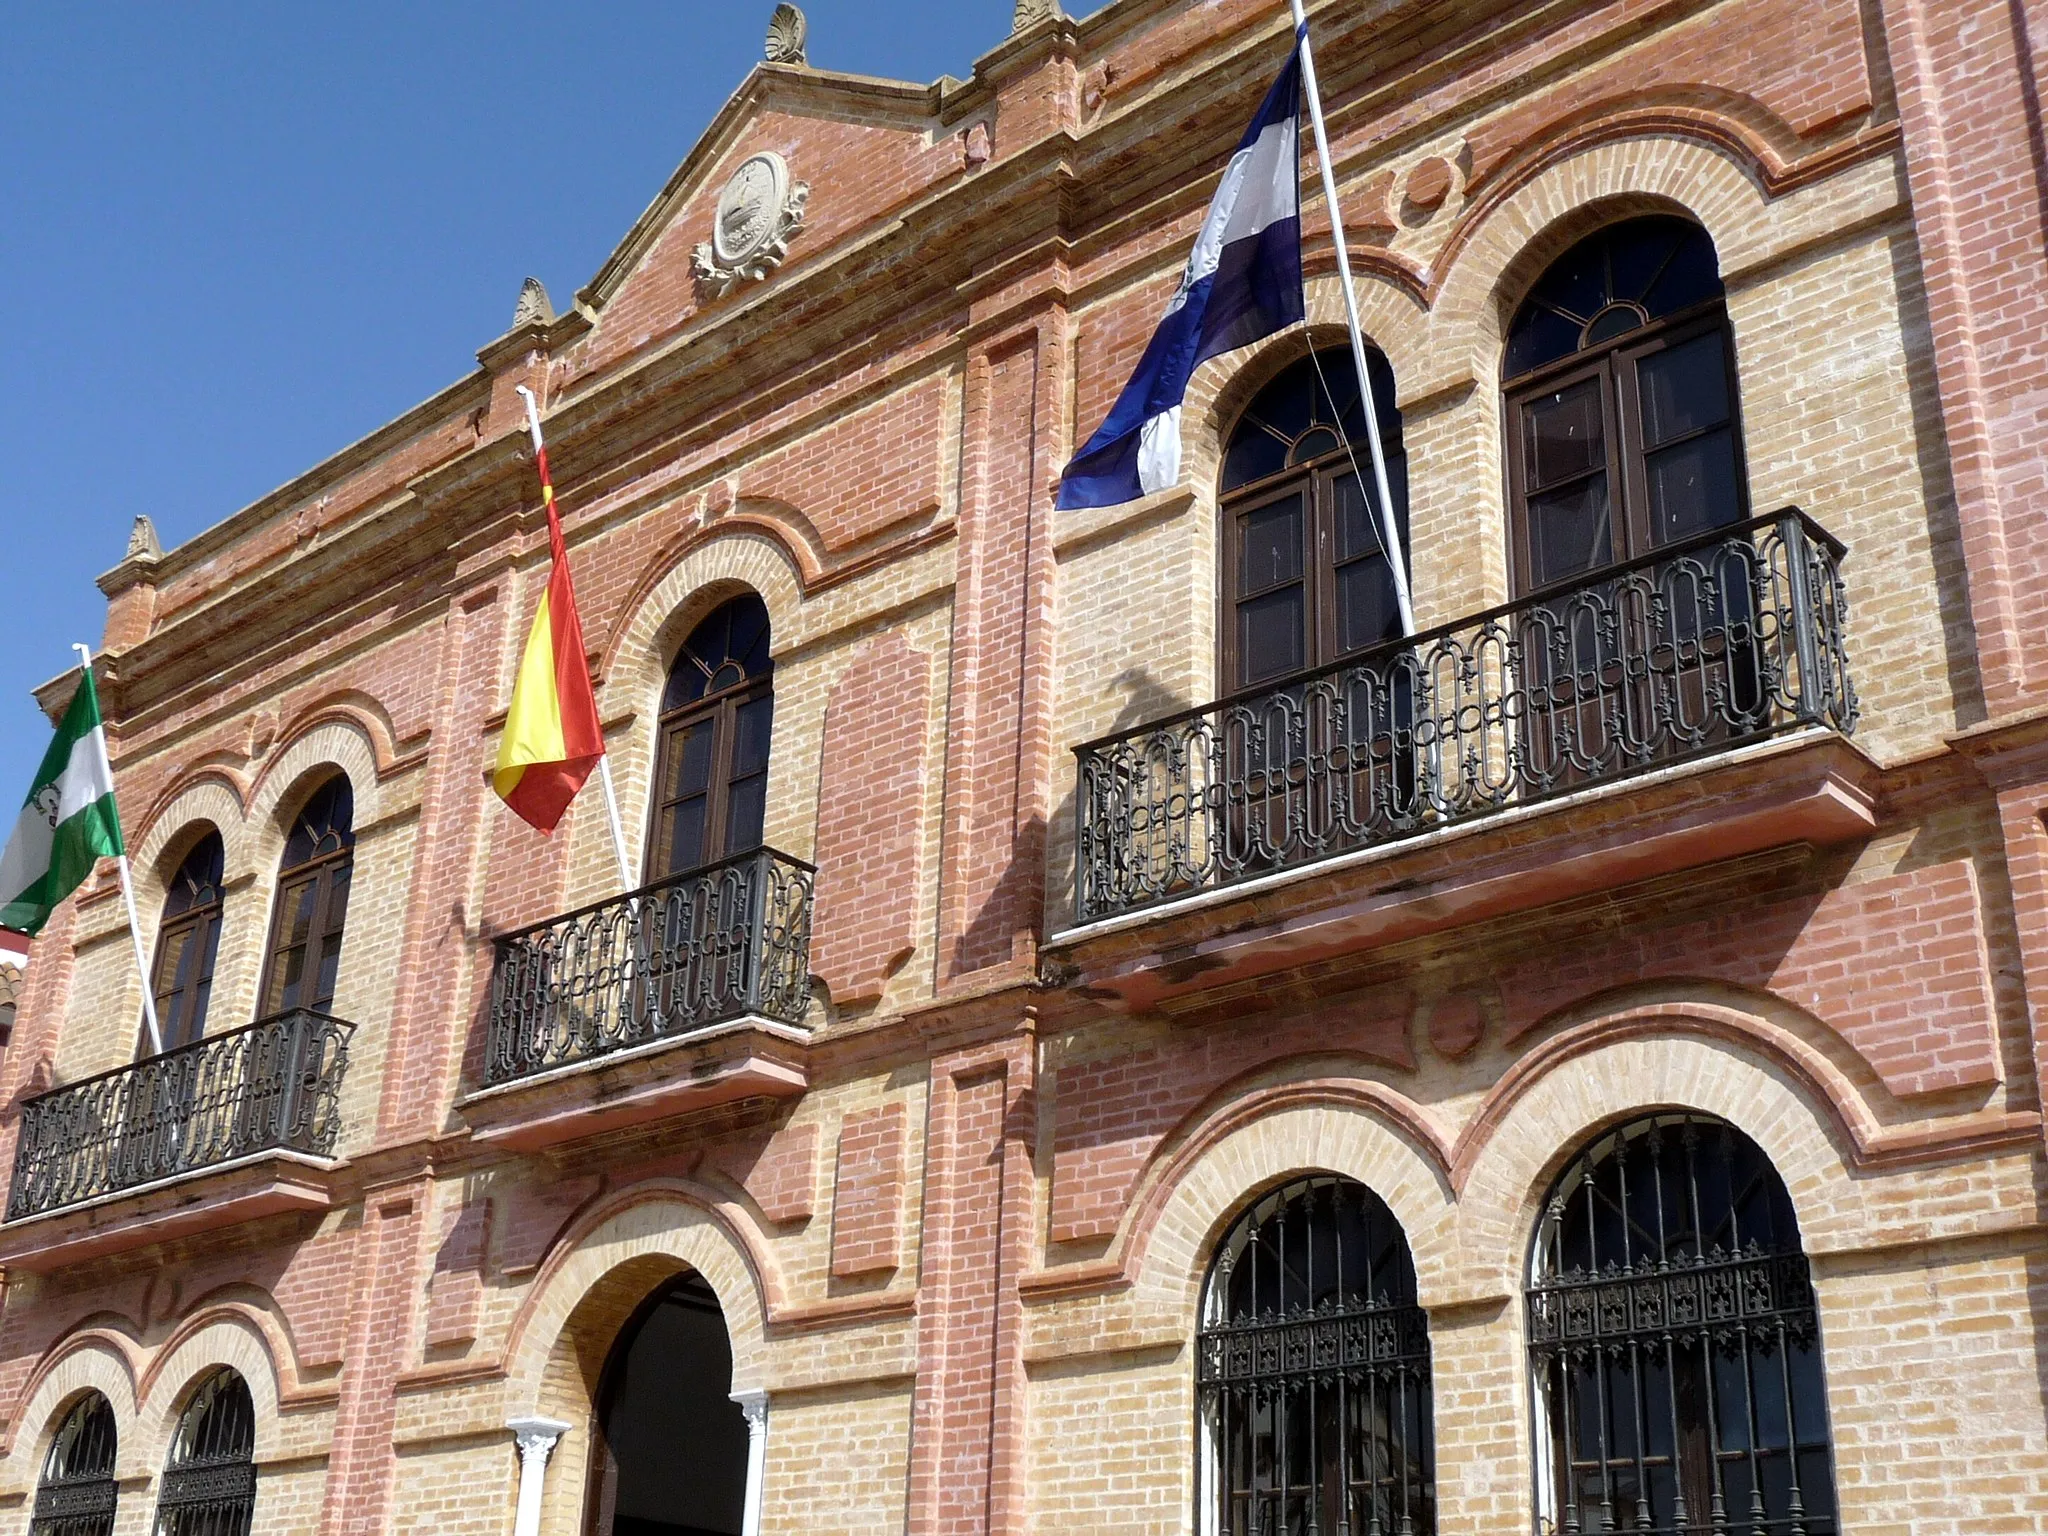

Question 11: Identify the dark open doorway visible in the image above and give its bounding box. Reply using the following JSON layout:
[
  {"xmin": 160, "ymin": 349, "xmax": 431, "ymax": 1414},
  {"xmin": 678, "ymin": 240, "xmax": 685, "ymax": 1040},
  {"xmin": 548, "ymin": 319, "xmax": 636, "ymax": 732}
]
[{"xmin": 586, "ymin": 1271, "xmax": 750, "ymax": 1536}]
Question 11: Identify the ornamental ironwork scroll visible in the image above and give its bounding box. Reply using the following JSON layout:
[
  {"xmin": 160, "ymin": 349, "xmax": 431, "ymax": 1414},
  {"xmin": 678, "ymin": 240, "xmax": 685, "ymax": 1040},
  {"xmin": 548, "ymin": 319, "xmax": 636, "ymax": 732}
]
[
  {"xmin": 486, "ymin": 845, "xmax": 814, "ymax": 1086},
  {"xmin": 1198, "ymin": 1176, "xmax": 1435, "ymax": 1536},
  {"xmin": 1073, "ymin": 507, "xmax": 1856, "ymax": 924},
  {"xmin": 7, "ymin": 1009, "xmax": 352, "ymax": 1221},
  {"xmin": 1526, "ymin": 1114, "xmax": 1839, "ymax": 1536}
]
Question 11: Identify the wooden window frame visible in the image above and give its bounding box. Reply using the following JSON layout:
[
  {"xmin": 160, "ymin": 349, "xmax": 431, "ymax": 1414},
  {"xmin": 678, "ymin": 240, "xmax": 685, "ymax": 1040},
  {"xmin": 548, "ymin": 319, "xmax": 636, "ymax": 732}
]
[
  {"xmin": 1503, "ymin": 299, "xmax": 1749, "ymax": 596},
  {"xmin": 145, "ymin": 834, "xmax": 226, "ymax": 1054},
  {"xmin": 1218, "ymin": 357, "xmax": 1409, "ymax": 693},
  {"xmin": 148, "ymin": 899, "xmax": 223, "ymax": 1052},
  {"xmin": 257, "ymin": 788, "xmax": 354, "ymax": 1019}
]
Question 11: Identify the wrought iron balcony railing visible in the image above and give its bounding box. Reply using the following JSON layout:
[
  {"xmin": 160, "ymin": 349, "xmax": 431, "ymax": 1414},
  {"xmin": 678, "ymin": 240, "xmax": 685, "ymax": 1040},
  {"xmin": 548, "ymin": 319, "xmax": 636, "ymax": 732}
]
[
  {"xmin": 1074, "ymin": 508, "xmax": 1857, "ymax": 925},
  {"xmin": 485, "ymin": 845, "xmax": 815, "ymax": 1088},
  {"xmin": 6, "ymin": 1009, "xmax": 353, "ymax": 1221}
]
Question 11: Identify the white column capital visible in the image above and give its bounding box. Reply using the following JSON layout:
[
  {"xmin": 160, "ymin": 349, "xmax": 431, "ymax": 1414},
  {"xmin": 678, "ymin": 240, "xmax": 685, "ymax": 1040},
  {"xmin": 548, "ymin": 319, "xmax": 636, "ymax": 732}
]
[
  {"xmin": 730, "ymin": 1387, "xmax": 770, "ymax": 1429},
  {"xmin": 507, "ymin": 1415, "xmax": 573, "ymax": 1536},
  {"xmin": 508, "ymin": 1414, "xmax": 573, "ymax": 1461}
]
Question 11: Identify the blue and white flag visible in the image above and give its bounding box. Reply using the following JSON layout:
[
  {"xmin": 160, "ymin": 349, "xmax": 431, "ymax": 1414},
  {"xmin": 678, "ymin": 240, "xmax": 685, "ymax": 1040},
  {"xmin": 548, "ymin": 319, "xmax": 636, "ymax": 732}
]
[{"xmin": 1057, "ymin": 48, "xmax": 1304, "ymax": 510}]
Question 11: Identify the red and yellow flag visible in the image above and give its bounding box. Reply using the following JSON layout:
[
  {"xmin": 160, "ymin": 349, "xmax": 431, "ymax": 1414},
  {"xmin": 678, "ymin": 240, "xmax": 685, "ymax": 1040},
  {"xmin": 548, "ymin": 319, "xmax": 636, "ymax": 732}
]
[{"xmin": 493, "ymin": 402, "xmax": 605, "ymax": 833}]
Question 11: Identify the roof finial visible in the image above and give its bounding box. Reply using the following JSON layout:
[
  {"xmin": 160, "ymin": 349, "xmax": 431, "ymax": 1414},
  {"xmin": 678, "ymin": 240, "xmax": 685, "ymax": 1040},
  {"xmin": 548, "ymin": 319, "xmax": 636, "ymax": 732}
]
[
  {"xmin": 765, "ymin": 4, "xmax": 808, "ymax": 65},
  {"xmin": 512, "ymin": 276, "xmax": 554, "ymax": 329},
  {"xmin": 1013, "ymin": 0, "xmax": 1062, "ymax": 31},
  {"xmin": 126, "ymin": 515, "xmax": 161, "ymax": 563}
]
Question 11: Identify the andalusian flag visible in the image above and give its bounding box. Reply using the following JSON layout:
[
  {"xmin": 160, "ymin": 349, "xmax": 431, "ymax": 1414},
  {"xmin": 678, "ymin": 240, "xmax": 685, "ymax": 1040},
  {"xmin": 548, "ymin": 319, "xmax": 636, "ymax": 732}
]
[
  {"xmin": 493, "ymin": 392, "xmax": 605, "ymax": 833},
  {"xmin": 0, "ymin": 665, "xmax": 125, "ymax": 936}
]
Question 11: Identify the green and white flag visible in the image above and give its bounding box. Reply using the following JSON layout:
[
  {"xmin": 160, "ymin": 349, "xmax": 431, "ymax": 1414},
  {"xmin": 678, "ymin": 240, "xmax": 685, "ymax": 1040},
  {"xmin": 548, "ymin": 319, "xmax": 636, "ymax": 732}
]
[{"xmin": 0, "ymin": 666, "xmax": 125, "ymax": 936}]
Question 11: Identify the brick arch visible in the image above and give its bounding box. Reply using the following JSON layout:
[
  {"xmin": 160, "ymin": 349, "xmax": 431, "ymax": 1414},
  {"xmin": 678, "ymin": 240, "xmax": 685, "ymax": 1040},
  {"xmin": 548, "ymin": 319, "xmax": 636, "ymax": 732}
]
[
  {"xmin": 1123, "ymin": 1081, "xmax": 1458, "ymax": 1325},
  {"xmin": 504, "ymin": 1180, "xmax": 780, "ymax": 1413},
  {"xmin": 244, "ymin": 717, "xmax": 381, "ymax": 875},
  {"xmin": 504, "ymin": 1183, "xmax": 780, "ymax": 1536},
  {"xmin": 602, "ymin": 524, "xmax": 808, "ymax": 713},
  {"xmin": 136, "ymin": 1309, "xmax": 289, "ymax": 1469},
  {"xmin": 1453, "ymin": 1020, "xmax": 1869, "ymax": 1306},
  {"xmin": 128, "ymin": 784, "xmax": 247, "ymax": 932},
  {"xmin": 1424, "ymin": 135, "xmax": 1772, "ymax": 397},
  {"xmin": 130, "ymin": 772, "xmax": 250, "ymax": 887},
  {"xmin": 1179, "ymin": 273, "xmax": 1432, "ymax": 503},
  {"xmin": 7, "ymin": 1332, "xmax": 140, "ymax": 1476}
]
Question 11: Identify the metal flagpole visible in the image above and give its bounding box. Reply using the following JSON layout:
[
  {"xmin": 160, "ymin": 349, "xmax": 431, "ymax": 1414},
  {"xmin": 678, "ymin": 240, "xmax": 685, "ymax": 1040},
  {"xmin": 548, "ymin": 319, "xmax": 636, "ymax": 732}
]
[
  {"xmin": 512, "ymin": 385, "xmax": 636, "ymax": 893},
  {"xmin": 1286, "ymin": 0, "xmax": 1416, "ymax": 637},
  {"xmin": 74, "ymin": 643, "xmax": 163, "ymax": 1056}
]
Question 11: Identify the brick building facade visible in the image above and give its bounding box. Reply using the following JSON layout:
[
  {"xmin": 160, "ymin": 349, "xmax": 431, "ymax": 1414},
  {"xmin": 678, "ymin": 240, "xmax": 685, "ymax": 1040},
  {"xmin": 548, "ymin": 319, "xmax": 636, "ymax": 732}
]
[{"xmin": 1, "ymin": 0, "xmax": 2046, "ymax": 1532}]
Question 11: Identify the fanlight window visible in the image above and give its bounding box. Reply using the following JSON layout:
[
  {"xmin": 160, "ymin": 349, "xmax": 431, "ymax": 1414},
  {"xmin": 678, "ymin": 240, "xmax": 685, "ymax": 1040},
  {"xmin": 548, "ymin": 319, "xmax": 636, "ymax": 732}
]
[
  {"xmin": 154, "ymin": 1369, "xmax": 256, "ymax": 1536},
  {"xmin": 647, "ymin": 593, "xmax": 775, "ymax": 880},
  {"xmin": 1502, "ymin": 216, "xmax": 1746, "ymax": 594},
  {"xmin": 1527, "ymin": 1115, "xmax": 1839, "ymax": 1536},
  {"xmin": 259, "ymin": 776, "xmax": 355, "ymax": 1016},
  {"xmin": 31, "ymin": 1391, "xmax": 118, "ymax": 1536},
  {"xmin": 1199, "ymin": 1176, "xmax": 1434, "ymax": 1536},
  {"xmin": 149, "ymin": 830, "xmax": 225, "ymax": 1052},
  {"xmin": 1220, "ymin": 347, "xmax": 1409, "ymax": 691}
]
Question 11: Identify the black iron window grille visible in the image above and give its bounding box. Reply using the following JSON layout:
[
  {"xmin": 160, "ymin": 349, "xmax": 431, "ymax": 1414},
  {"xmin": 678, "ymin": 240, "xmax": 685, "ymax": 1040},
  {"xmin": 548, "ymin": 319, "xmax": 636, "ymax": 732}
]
[
  {"xmin": 31, "ymin": 1391, "xmax": 119, "ymax": 1536},
  {"xmin": 154, "ymin": 1370, "xmax": 256, "ymax": 1536},
  {"xmin": 1527, "ymin": 1115, "xmax": 1839, "ymax": 1536},
  {"xmin": 1073, "ymin": 507, "xmax": 1855, "ymax": 924},
  {"xmin": 1199, "ymin": 1176, "xmax": 1434, "ymax": 1536},
  {"xmin": 6, "ymin": 1009, "xmax": 353, "ymax": 1222},
  {"xmin": 485, "ymin": 845, "xmax": 814, "ymax": 1087}
]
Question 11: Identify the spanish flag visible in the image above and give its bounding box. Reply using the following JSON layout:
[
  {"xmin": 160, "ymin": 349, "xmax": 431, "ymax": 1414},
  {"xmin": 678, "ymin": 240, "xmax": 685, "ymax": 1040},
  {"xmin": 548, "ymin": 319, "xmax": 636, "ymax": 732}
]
[{"xmin": 493, "ymin": 389, "xmax": 605, "ymax": 833}]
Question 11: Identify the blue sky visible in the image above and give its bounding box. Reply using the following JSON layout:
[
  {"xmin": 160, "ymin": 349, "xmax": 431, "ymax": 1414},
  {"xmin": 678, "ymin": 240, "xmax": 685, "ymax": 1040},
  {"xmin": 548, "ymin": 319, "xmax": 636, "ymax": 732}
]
[{"xmin": 0, "ymin": 2, "xmax": 1014, "ymax": 803}]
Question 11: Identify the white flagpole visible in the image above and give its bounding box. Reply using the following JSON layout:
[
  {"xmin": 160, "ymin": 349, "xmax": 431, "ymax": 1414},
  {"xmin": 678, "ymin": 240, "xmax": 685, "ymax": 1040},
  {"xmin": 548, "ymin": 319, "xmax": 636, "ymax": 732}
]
[
  {"xmin": 73, "ymin": 643, "xmax": 164, "ymax": 1056},
  {"xmin": 512, "ymin": 385, "xmax": 636, "ymax": 893},
  {"xmin": 1287, "ymin": 0, "xmax": 1416, "ymax": 637}
]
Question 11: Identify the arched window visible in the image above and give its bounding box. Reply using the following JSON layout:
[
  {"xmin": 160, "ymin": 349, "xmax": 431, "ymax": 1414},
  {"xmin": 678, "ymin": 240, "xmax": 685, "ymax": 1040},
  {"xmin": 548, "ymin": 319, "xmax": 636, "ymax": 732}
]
[
  {"xmin": 1199, "ymin": 1176, "xmax": 1434, "ymax": 1536},
  {"xmin": 1502, "ymin": 216, "xmax": 1745, "ymax": 592},
  {"xmin": 585, "ymin": 1271, "xmax": 750, "ymax": 1536},
  {"xmin": 647, "ymin": 594, "xmax": 775, "ymax": 880},
  {"xmin": 155, "ymin": 1369, "xmax": 256, "ymax": 1536},
  {"xmin": 1220, "ymin": 346, "xmax": 1408, "ymax": 691},
  {"xmin": 1527, "ymin": 1114, "xmax": 1839, "ymax": 1536},
  {"xmin": 148, "ymin": 831, "xmax": 224, "ymax": 1052},
  {"xmin": 31, "ymin": 1391, "xmax": 118, "ymax": 1536},
  {"xmin": 259, "ymin": 776, "xmax": 354, "ymax": 1016}
]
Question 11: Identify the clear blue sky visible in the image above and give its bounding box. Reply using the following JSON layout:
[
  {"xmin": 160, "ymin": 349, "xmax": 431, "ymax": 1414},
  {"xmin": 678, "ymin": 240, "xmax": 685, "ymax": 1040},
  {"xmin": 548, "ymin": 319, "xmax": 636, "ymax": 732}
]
[{"xmin": 0, "ymin": 2, "xmax": 1014, "ymax": 803}]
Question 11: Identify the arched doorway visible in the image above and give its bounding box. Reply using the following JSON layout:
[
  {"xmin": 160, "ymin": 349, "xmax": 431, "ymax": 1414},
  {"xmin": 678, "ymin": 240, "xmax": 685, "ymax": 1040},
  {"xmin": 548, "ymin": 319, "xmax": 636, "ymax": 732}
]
[{"xmin": 586, "ymin": 1272, "xmax": 751, "ymax": 1536}]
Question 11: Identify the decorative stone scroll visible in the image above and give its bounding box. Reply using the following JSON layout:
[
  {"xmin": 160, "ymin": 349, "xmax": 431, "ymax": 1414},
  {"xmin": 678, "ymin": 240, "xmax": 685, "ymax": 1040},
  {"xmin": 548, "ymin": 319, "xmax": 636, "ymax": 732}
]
[
  {"xmin": 765, "ymin": 4, "xmax": 807, "ymax": 64},
  {"xmin": 511, "ymin": 276, "xmax": 553, "ymax": 328},
  {"xmin": 692, "ymin": 150, "xmax": 811, "ymax": 298}
]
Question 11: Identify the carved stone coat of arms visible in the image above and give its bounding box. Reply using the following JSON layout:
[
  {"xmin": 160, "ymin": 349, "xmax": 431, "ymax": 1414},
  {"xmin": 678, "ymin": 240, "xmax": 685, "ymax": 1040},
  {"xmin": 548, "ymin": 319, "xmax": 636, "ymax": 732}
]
[{"xmin": 692, "ymin": 150, "xmax": 810, "ymax": 298}]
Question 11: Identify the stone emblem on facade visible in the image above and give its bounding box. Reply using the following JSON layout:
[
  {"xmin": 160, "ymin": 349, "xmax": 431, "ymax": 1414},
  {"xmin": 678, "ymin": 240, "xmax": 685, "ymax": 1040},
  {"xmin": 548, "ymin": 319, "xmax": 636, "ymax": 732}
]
[{"xmin": 692, "ymin": 150, "xmax": 810, "ymax": 298}]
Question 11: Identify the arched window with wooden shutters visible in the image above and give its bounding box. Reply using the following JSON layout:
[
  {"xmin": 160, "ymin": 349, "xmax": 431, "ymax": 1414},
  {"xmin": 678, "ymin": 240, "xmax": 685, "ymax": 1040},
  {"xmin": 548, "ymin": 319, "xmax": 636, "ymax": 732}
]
[
  {"xmin": 1220, "ymin": 346, "xmax": 1408, "ymax": 692},
  {"xmin": 147, "ymin": 831, "xmax": 224, "ymax": 1052},
  {"xmin": 1527, "ymin": 1114, "xmax": 1840, "ymax": 1536},
  {"xmin": 1198, "ymin": 1176, "xmax": 1435, "ymax": 1536},
  {"xmin": 30, "ymin": 1391, "xmax": 119, "ymax": 1536},
  {"xmin": 646, "ymin": 594, "xmax": 775, "ymax": 881},
  {"xmin": 1502, "ymin": 215, "xmax": 1745, "ymax": 591},
  {"xmin": 154, "ymin": 1369, "xmax": 256, "ymax": 1536},
  {"xmin": 258, "ymin": 776, "xmax": 354, "ymax": 1017}
]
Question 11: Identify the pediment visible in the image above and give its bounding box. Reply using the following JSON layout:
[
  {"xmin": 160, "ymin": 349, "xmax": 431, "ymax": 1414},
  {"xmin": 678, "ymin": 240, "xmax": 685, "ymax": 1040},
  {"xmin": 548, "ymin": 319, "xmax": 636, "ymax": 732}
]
[{"xmin": 573, "ymin": 62, "xmax": 957, "ymax": 373}]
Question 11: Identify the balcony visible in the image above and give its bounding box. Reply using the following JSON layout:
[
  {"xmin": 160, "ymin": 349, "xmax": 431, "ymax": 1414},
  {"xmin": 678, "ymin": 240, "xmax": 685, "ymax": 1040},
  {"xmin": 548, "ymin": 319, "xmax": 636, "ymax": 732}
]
[
  {"xmin": 0, "ymin": 1010, "xmax": 353, "ymax": 1268},
  {"xmin": 1061, "ymin": 510, "xmax": 1868, "ymax": 1004},
  {"xmin": 466, "ymin": 847, "xmax": 815, "ymax": 1150}
]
